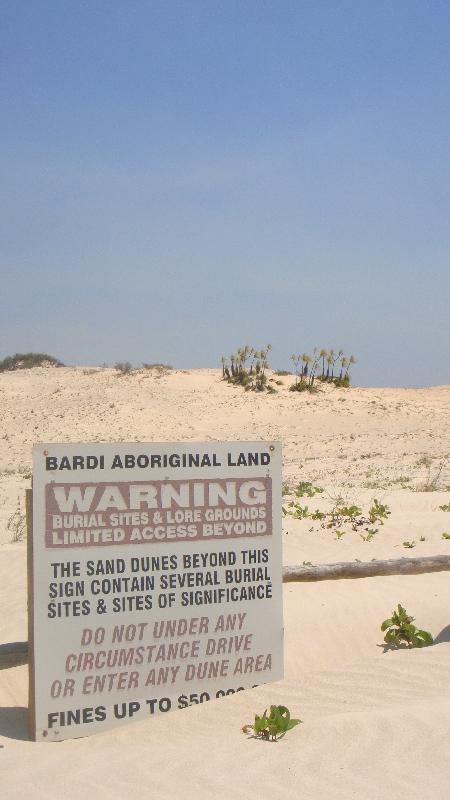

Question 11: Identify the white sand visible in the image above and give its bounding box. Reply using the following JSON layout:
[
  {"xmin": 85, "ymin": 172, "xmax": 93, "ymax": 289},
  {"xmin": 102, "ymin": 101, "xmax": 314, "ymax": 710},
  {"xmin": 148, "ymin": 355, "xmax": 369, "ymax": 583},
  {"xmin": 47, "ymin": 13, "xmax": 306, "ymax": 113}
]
[{"xmin": 1, "ymin": 367, "xmax": 450, "ymax": 799}]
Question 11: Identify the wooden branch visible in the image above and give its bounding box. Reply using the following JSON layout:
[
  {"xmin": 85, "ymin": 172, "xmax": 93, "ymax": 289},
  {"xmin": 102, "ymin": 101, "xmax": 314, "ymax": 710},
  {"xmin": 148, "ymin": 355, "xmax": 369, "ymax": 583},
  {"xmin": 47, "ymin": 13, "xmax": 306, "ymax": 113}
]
[
  {"xmin": 2, "ymin": 555, "xmax": 450, "ymax": 670},
  {"xmin": 282, "ymin": 555, "xmax": 450, "ymax": 583}
]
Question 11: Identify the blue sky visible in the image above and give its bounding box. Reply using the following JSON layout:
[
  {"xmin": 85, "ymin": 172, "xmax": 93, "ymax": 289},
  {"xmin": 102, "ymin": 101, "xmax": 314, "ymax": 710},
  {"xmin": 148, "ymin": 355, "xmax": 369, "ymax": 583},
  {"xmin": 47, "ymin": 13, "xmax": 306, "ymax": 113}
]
[{"xmin": 1, "ymin": 1, "xmax": 449, "ymax": 386}]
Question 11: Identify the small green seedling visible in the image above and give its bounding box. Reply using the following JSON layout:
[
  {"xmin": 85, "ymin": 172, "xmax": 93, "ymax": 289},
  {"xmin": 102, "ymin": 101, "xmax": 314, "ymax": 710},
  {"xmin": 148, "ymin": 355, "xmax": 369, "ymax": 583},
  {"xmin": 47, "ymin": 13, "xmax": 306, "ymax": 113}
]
[
  {"xmin": 381, "ymin": 604, "xmax": 433, "ymax": 648},
  {"xmin": 403, "ymin": 540, "xmax": 416, "ymax": 548},
  {"xmin": 442, "ymin": 532, "xmax": 450, "ymax": 540},
  {"xmin": 284, "ymin": 502, "xmax": 310, "ymax": 519},
  {"xmin": 439, "ymin": 503, "xmax": 450, "ymax": 512},
  {"xmin": 335, "ymin": 530, "xmax": 346, "ymax": 539},
  {"xmin": 359, "ymin": 528, "xmax": 378, "ymax": 542},
  {"xmin": 311, "ymin": 509, "xmax": 326, "ymax": 520},
  {"xmin": 369, "ymin": 499, "xmax": 391, "ymax": 524},
  {"xmin": 242, "ymin": 705, "xmax": 301, "ymax": 741}
]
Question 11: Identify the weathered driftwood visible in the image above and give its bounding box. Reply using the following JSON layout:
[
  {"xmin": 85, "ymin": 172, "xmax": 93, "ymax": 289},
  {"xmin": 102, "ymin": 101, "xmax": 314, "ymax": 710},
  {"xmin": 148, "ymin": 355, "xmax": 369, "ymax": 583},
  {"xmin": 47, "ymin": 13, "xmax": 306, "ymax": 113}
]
[
  {"xmin": 282, "ymin": 555, "xmax": 450, "ymax": 583},
  {"xmin": 2, "ymin": 555, "xmax": 450, "ymax": 670}
]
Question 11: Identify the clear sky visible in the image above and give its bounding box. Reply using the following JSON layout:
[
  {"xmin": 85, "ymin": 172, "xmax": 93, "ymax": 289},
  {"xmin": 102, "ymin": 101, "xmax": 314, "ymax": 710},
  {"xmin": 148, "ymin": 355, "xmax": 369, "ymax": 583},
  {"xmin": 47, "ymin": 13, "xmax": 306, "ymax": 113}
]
[{"xmin": 1, "ymin": 1, "xmax": 449, "ymax": 386}]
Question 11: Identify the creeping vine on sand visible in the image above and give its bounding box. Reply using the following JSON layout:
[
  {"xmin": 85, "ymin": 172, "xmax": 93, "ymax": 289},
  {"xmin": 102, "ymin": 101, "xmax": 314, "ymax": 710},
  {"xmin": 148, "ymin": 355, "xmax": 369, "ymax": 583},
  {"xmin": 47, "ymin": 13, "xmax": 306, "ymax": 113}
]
[
  {"xmin": 381, "ymin": 605, "xmax": 433, "ymax": 648},
  {"xmin": 242, "ymin": 705, "xmax": 301, "ymax": 741}
]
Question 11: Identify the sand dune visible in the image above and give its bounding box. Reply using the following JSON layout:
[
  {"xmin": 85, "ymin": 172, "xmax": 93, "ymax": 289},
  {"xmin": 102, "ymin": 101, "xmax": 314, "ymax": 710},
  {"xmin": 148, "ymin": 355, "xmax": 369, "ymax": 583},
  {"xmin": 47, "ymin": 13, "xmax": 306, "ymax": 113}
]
[{"xmin": 1, "ymin": 367, "xmax": 449, "ymax": 798}]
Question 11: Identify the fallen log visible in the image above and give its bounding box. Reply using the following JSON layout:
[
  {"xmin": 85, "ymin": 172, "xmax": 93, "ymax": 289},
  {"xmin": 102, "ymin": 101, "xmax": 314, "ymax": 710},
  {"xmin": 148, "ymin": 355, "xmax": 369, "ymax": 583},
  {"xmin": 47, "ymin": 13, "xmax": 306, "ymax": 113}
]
[
  {"xmin": 2, "ymin": 555, "xmax": 450, "ymax": 670},
  {"xmin": 282, "ymin": 554, "xmax": 450, "ymax": 582}
]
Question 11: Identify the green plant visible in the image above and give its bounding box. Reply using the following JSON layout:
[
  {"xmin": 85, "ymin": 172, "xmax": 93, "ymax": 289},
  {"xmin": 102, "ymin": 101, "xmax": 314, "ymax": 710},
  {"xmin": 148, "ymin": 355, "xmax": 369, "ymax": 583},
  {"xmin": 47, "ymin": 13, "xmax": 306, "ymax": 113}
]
[
  {"xmin": 242, "ymin": 705, "xmax": 301, "ymax": 741},
  {"xmin": 290, "ymin": 350, "xmax": 320, "ymax": 391},
  {"xmin": 442, "ymin": 532, "xmax": 450, "ymax": 540},
  {"xmin": 369, "ymin": 499, "xmax": 391, "ymax": 524},
  {"xmin": 359, "ymin": 528, "xmax": 378, "ymax": 541},
  {"xmin": 222, "ymin": 345, "xmax": 272, "ymax": 392},
  {"xmin": 0, "ymin": 352, "xmax": 63, "ymax": 371},
  {"xmin": 403, "ymin": 540, "xmax": 416, "ymax": 548},
  {"xmin": 283, "ymin": 502, "xmax": 310, "ymax": 519},
  {"xmin": 7, "ymin": 498, "xmax": 27, "ymax": 542},
  {"xmin": 381, "ymin": 604, "xmax": 433, "ymax": 648},
  {"xmin": 333, "ymin": 504, "xmax": 362, "ymax": 521},
  {"xmin": 285, "ymin": 488, "xmax": 389, "ymax": 541},
  {"xmin": 439, "ymin": 503, "xmax": 450, "ymax": 512},
  {"xmin": 293, "ymin": 481, "xmax": 324, "ymax": 498}
]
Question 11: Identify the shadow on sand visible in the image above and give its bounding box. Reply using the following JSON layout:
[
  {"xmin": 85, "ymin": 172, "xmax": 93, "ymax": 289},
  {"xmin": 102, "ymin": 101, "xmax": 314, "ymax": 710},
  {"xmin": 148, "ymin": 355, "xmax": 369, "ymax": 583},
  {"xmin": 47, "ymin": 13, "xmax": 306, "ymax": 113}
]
[
  {"xmin": 0, "ymin": 706, "xmax": 29, "ymax": 741},
  {"xmin": 433, "ymin": 624, "xmax": 450, "ymax": 644}
]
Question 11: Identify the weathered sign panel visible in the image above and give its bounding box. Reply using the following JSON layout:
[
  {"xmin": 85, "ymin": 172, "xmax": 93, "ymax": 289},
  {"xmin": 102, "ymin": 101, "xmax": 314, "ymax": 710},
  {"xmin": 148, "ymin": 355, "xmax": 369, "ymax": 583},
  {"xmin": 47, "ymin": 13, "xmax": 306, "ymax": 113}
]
[{"xmin": 30, "ymin": 441, "xmax": 283, "ymax": 741}]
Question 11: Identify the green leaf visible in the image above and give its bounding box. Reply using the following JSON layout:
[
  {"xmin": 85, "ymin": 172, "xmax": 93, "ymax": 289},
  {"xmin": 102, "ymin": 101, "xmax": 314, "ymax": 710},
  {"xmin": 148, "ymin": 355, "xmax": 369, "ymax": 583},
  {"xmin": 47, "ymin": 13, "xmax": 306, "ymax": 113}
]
[{"xmin": 417, "ymin": 630, "xmax": 433, "ymax": 646}]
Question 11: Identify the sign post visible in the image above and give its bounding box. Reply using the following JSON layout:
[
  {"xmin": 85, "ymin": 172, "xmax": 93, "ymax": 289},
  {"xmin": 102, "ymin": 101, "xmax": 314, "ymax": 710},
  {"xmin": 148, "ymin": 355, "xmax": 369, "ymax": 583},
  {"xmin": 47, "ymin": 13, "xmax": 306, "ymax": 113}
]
[{"xmin": 29, "ymin": 441, "xmax": 283, "ymax": 741}]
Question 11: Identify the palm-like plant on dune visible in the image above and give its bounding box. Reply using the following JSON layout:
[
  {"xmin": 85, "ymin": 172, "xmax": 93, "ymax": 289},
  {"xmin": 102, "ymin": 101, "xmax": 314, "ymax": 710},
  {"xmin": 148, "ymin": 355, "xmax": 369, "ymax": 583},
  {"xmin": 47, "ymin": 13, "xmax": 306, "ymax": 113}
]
[
  {"xmin": 290, "ymin": 347, "xmax": 356, "ymax": 391},
  {"xmin": 326, "ymin": 351, "xmax": 333, "ymax": 380},
  {"xmin": 338, "ymin": 355, "xmax": 348, "ymax": 384},
  {"xmin": 222, "ymin": 344, "xmax": 274, "ymax": 392},
  {"xmin": 309, "ymin": 348, "xmax": 321, "ymax": 388},
  {"xmin": 291, "ymin": 354, "xmax": 301, "ymax": 387},
  {"xmin": 343, "ymin": 355, "xmax": 356, "ymax": 385},
  {"xmin": 331, "ymin": 349, "xmax": 343, "ymax": 380},
  {"xmin": 319, "ymin": 348, "xmax": 328, "ymax": 378}
]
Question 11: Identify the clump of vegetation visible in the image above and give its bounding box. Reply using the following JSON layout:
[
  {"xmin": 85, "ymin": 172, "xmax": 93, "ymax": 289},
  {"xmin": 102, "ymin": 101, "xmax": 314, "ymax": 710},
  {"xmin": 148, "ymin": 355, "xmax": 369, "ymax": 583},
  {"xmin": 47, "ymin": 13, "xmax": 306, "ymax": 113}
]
[
  {"xmin": 7, "ymin": 498, "xmax": 27, "ymax": 542},
  {"xmin": 331, "ymin": 503, "xmax": 362, "ymax": 522},
  {"xmin": 0, "ymin": 352, "xmax": 63, "ymax": 372},
  {"xmin": 242, "ymin": 705, "xmax": 301, "ymax": 741},
  {"xmin": 114, "ymin": 361, "xmax": 133, "ymax": 375},
  {"xmin": 221, "ymin": 345, "xmax": 275, "ymax": 392},
  {"xmin": 416, "ymin": 456, "xmax": 448, "ymax": 492},
  {"xmin": 292, "ymin": 481, "xmax": 324, "ymax": 498},
  {"xmin": 142, "ymin": 363, "xmax": 173, "ymax": 374},
  {"xmin": 289, "ymin": 348, "xmax": 356, "ymax": 392},
  {"xmin": 439, "ymin": 503, "xmax": 450, "ymax": 512},
  {"xmin": 283, "ymin": 502, "xmax": 310, "ymax": 519},
  {"xmin": 368, "ymin": 499, "xmax": 391, "ymax": 524},
  {"xmin": 381, "ymin": 604, "xmax": 433, "ymax": 648},
  {"xmin": 283, "ymin": 488, "xmax": 391, "ymax": 542},
  {"xmin": 403, "ymin": 540, "xmax": 416, "ymax": 548}
]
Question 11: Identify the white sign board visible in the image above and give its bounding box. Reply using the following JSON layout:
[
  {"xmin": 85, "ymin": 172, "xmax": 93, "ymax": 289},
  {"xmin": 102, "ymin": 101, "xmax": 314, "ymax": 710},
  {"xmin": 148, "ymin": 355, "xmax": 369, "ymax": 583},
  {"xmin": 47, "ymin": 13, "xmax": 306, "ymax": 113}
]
[{"xmin": 29, "ymin": 441, "xmax": 283, "ymax": 741}]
